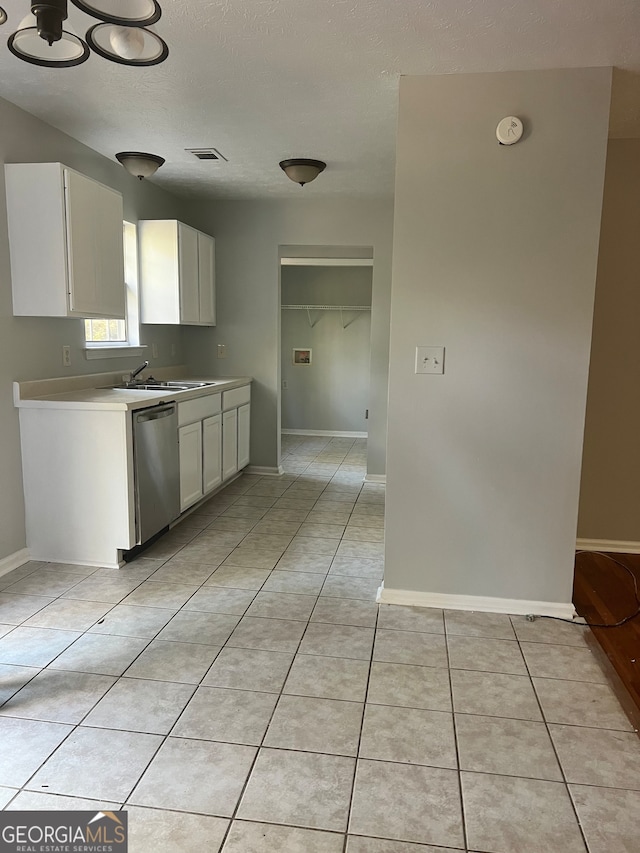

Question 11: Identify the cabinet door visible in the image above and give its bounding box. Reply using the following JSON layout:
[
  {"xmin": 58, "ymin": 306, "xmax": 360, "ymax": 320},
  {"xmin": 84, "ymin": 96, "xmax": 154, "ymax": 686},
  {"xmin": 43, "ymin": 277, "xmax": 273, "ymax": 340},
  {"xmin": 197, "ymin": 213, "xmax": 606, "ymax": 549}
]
[
  {"xmin": 178, "ymin": 223, "xmax": 200, "ymax": 324},
  {"xmin": 237, "ymin": 403, "xmax": 250, "ymax": 470},
  {"xmin": 179, "ymin": 422, "xmax": 203, "ymax": 511},
  {"xmin": 65, "ymin": 169, "xmax": 125, "ymax": 318},
  {"xmin": 203, "ymin": 414, "xmax": 222, "ymax": 494},
  {"xmin": 139, "ymin": 220, "xmax": 181, "ymax": 324},
  {"xmin": 222, "ymin": 409, "xmax": 238, "ymax": 481},
  {"xmin": 93, "ymin": 180, "xmax": 126, "ymax": 318},
  {"xmin": 197, "ymin": 232, "xmax": 216, "ymax": 326}
]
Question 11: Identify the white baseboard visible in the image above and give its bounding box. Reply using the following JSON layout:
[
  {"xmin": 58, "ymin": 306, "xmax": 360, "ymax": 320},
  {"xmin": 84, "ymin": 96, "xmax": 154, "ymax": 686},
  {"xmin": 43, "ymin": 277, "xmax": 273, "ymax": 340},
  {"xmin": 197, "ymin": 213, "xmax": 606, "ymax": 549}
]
[
  {"xmin": 29, "ymin": 552, "xmax": 121, "ymax": 569},
  {"xmin": 376, "ymin": 583, "xmax": 576, "ymax": 619},
  {"xmin": 0, "ymin": 548, "xmax": 31, "ymax": 579},
  {"xmin": 244, "ymin": 465, "xmax": 285, "ymax": 477},
  {"xmin": 364, "ymin": 474, "xmax": 386, "ymax": 484},
  {"xmin": 282, "ymin": 429, "xmax": 368, "ymax": 438},
  {"xmin": 576, "ymin": 538, "xmax": 640, "ymax": 555}
]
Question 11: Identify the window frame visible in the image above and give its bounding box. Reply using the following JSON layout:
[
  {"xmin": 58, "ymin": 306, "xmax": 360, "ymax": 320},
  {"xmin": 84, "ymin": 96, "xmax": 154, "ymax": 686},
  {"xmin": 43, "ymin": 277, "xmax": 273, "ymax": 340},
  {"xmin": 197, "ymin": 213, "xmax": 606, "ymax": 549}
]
[{"xmin": 84, "ymin": 220, "xmax": 147, "ymax": 360}]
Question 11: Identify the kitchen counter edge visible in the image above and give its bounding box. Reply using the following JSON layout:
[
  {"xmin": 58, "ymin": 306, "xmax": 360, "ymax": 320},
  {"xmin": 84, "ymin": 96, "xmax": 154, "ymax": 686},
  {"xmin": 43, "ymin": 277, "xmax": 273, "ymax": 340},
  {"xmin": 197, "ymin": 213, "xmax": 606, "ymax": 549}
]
[{"xmin": 13, "ymin": 376, "xmax": 253, "ymax": 412}]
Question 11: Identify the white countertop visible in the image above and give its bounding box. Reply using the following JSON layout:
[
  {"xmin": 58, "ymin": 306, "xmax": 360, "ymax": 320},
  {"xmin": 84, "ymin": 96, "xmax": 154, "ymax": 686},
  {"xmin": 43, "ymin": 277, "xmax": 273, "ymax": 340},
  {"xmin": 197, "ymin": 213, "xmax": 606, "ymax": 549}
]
[{"xmin": 13, "ymin": 370, "xmax": 252, "ymax": 412}]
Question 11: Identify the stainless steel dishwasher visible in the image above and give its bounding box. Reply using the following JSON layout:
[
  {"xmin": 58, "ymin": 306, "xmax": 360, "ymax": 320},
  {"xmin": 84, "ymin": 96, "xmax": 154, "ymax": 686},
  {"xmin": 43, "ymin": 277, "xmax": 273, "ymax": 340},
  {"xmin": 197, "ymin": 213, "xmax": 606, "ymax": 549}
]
[{"xmin": 133, "ymin": 403, "xmax": 180, "ymax": 544}]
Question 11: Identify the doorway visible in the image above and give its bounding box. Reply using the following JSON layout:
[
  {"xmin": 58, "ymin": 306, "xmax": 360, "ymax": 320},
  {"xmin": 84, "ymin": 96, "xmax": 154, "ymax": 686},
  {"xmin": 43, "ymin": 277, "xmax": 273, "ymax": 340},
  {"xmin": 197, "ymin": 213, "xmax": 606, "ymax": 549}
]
[{"xmin": 279, "ymin": 257, "xmax": 373, "ymax": 445}]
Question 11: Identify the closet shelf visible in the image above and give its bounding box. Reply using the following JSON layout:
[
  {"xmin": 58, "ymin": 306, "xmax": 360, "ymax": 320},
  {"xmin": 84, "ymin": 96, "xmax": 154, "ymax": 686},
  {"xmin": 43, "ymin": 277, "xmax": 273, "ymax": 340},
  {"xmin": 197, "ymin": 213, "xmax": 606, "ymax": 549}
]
[{"xmin": 282, "ymin": 304, "xmax": 371, "ymax": 329}]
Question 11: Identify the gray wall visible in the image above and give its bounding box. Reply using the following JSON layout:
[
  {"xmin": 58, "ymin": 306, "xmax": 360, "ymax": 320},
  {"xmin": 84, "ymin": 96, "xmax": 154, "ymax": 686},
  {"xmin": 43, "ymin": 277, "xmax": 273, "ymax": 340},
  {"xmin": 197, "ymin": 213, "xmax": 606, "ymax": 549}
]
[
  {"xmin": 281, "ymin": 265, "xmax": 372, "ymax": 433},
  {"xmin": 578, "ymin": 139, "xmax": 640, "ymax": 543},
  {"xmin": 0, "ymin": 95, "xmax": 198, "ymax": 562},
  {"xmin": 184, "ymin": 199, "xmax": 394, "ymax": 473},
  {"xmin": 384, "ymin": 69, "xmax": 611, "ymax": 604}
]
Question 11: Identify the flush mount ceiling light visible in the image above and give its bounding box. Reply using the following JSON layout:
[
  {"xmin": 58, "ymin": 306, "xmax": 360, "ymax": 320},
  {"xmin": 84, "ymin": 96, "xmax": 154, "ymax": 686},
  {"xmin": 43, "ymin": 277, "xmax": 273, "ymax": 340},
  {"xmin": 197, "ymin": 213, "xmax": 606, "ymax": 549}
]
[
  {"xmin": 116, "ymin": 151, "xmax": 165, "ymax": 180},
  {"xmin": 7, "ymin": 0, "xmax": 167, "ymax": 67},
  {"xmin": 0, "ymin": 7, "xmax": 7, "ymax": 25},
  {"xmin": 279, "ymin": 158, "xmax": 326, "ymax": 186}
]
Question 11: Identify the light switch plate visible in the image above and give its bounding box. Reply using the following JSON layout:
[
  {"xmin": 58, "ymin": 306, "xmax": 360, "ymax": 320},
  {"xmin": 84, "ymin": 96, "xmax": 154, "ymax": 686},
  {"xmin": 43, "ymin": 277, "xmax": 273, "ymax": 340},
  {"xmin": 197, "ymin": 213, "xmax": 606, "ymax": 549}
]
[
  {"xmin": 217, "ymin": 344, "xmax": 227, "ymax": 359},
  {"xmin": 415, "ymin": 346, "xmax": 445, "ymax": 374}
]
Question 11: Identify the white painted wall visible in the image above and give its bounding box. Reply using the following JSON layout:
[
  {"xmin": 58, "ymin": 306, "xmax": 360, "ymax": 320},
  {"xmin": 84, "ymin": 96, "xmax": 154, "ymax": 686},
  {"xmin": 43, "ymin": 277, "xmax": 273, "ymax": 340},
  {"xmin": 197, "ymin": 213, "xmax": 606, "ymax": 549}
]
[
  {"xmin": 281, "ymin": 265, "xmax": 372, "ymax": 433},
  {"xmin": 578, "ymin": 139, "xmax": 640, "ymax": 544},
  {"xmin": 384, "ymin": 69, "xmax": 611, "ymax": 606},
  {"xmin": 0, "ymin": 95, "xmax": 199, "ymax": 562},
  {"xmin": 184, "ymin": 199, "xmax": 394, "ymax": 473}
]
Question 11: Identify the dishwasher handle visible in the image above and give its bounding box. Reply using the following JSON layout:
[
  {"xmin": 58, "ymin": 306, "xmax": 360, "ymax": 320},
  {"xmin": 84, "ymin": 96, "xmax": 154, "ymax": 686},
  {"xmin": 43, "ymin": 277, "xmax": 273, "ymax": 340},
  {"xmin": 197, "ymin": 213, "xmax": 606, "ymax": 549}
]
[{"xmin": 135, "ymin": 404, "xmax": 176, "ymax": 423}]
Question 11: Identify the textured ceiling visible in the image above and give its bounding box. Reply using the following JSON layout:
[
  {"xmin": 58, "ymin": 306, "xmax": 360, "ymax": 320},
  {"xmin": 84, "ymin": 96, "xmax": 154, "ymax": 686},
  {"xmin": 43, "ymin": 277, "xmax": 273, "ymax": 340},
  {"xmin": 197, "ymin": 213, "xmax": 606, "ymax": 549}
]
[{"xmin": 0, "ymin": 0, "xmax": 639, "ymax": 200}]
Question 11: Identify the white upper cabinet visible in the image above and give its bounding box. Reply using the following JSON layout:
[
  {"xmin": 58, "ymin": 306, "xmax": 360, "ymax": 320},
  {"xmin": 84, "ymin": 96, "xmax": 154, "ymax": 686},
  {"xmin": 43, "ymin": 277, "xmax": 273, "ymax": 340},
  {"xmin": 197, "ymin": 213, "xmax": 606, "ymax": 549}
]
[
  {"xmin": 5, "ymin": 163, "xmax": 126, "ymax": 319},
  {"xmin": 197, "ymin": 231, "xmax": 216, "ymax": 325},
  {"xmin": 139, "ymin": 219, "xmax": 216, "ymax": 326}
]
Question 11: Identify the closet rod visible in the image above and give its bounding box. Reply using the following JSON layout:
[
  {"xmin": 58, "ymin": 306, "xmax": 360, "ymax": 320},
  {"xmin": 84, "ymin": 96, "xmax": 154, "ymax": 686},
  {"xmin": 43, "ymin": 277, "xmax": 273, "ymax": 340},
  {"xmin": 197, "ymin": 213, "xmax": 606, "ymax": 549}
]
[{"xmin": 282, "ymin": 304, "xmax": 371, "ymax": 329}]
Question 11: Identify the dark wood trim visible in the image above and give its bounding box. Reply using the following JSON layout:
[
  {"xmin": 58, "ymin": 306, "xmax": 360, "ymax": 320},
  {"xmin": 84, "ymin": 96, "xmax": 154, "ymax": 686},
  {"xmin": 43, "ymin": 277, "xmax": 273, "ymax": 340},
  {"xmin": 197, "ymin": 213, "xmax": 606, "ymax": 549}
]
[{"xmin": 573, "ymin": 551, "xmax": 640, "ymax": 717}]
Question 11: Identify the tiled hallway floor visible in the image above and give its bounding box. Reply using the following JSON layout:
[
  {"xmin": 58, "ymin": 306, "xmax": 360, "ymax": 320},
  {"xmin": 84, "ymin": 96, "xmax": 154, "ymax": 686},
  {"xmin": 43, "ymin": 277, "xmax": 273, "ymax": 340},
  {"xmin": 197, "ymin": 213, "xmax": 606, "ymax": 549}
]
[{"xmin": 0, "ymin": 434, "xmax": 638, "ymax": 852}]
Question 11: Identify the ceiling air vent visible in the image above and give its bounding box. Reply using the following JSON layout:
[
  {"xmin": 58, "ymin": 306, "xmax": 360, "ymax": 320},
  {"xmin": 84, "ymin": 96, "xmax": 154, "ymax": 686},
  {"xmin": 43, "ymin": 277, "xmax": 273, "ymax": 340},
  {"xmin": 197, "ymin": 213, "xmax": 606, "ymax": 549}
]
[{"xmin": 185, "ymin": 148, "xmax": 227, "ymax": 161}]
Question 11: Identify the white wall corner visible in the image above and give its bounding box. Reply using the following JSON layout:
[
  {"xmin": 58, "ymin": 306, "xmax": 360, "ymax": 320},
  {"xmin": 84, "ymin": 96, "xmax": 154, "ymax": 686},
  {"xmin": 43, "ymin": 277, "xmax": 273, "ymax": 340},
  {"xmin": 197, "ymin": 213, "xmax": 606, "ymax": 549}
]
[
  {"xmin": 376, "ymin": 583, "xmax": 576, "ymax": 620},
  {"xmin": 245, "ymin": 465, "xmax": 285, "ymax": 477},
  {"xmin": 576, "ymin": 538, "xmax": 640, "ymax": 555},
  {"xmin": 365, "ymin": 474, "xmax": 386, "ymax": 484},
  {"xmin": 0, "ymin": 548, "xmax": 30, "ymax": 580}
]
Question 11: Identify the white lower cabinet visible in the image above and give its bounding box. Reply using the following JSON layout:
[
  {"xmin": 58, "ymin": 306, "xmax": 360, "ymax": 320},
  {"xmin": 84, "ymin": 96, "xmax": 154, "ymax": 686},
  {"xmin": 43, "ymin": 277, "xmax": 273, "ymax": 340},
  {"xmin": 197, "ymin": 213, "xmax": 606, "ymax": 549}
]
[
  {"xmin": 222, "ymin": 408, "xmax": 238, "ymax": 481},
  {"xmin": 203, "ymin": 414, "xmax": 222, "ymax": 493},
  {"xmin": 238, "ymin": 403, "xmax": 251, "ymax": 470},
  {"xmin": 178, "ymin": 384, "xmax": 250, "ymax": 514},
  {"xmin": 178, "ymin": 393, "xmax": 222, "ymax": 512},
  {"xmin": 178, "ymin": 421, "xmax": 203, "ymax": 512}
]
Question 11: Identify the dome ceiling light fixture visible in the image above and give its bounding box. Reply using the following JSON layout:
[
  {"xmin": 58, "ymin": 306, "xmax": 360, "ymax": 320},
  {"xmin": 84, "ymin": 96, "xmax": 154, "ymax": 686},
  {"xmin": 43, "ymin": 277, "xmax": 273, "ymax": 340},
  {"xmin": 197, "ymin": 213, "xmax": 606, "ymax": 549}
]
[
  {"xmin": 86, "ymin": 21, "xmax": 167, "ymax": 65},
  {"xmin": 116, "ymin": 151, "xmax": 165, "ymax": 180},
  {"xmin": 7, "ymin": 0, "xmax": 168, "ymax": 67},
  {"xmin": 0, "ymin": 7, "xmax": 7, "ymax": 25},
  {"xmin": 69, "ymin": 0, "xmax": 161, "ymax": 26},
  {"xmin": 8, "ymin": 0, "xmax": 90, "ymax": 66},
  {"xmin": 279, "ymin": 158, "xmax": 326, "ymax": 187}
]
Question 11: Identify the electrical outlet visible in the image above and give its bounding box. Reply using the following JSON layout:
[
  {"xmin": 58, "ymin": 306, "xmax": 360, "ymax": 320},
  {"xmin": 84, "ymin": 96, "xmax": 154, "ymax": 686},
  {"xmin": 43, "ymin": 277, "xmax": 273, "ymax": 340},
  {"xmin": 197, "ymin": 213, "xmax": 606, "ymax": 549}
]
[
  {"xmin": 62, "ymin": 345, "xmax": 71, "ymax": 367},
  {"xmin": 151, "ymin": 342, "xmax": 159, "ymax": 358},
  {"xmin": 282, "ymin": 379, "xmax": 288, "ymax": 390},
  {"xmin": 415, "ymin": 346, "xmax": 445, "ymax": 375},
  {"xmin": 217, "ymin": 344, "xmax": 227, "ymax": 359}
]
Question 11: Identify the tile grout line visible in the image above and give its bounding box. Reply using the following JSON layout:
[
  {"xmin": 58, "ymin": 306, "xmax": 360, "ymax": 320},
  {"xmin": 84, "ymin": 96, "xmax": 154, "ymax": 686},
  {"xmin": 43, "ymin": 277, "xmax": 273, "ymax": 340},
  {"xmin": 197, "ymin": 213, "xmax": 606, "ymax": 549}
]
[
  {"xmin": 213, "ymin": 444, "xmax": 363, "ymax": 850},
  {"xmin": 444, "ymin": 618, "xmax": 471, "ymax": 853},
  {"xmin": 513, "ymin": 616, "xmax": 592, "ymax": 853},
  {"xmin": 342, "ymin": 574, "xmax": 380, "ymax": 853}
]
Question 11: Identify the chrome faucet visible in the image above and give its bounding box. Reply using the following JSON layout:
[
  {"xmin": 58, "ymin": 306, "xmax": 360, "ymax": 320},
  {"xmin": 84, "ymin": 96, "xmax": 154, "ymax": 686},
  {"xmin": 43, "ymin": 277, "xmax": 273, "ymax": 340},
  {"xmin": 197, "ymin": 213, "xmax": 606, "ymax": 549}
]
[{"xmin": 128, "ymin": 360, "xmax": 149, "ymax": 385}]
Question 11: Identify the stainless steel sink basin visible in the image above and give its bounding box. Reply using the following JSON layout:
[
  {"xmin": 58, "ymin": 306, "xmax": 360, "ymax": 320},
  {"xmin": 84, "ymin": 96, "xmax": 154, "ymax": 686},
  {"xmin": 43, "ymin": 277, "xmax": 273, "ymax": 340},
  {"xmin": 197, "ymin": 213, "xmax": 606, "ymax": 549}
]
[
  {"xmin": 103, "ymin": 379, "xmax": 224, "ymax": 391},
  {"xmin": 105, "ymin": 383, "xmax": 189, "ymax": 391},
  {"xmin": 165, "ymin": 380, "xmax": 221, "ymax": 388}
]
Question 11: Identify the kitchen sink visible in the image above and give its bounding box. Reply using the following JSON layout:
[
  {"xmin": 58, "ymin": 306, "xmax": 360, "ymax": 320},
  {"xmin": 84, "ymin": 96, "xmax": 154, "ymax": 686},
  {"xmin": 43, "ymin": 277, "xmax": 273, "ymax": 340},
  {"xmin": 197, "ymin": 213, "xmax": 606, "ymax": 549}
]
[{"xmin": 103, "ymin": 379, "xmax": 224, "ymax": 391}]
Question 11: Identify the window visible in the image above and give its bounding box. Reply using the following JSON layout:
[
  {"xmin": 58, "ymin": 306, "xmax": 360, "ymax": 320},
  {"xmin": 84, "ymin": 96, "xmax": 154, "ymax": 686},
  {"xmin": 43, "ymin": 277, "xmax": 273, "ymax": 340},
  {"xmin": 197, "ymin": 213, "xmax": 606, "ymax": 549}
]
[
  {"xmin": 84, "ymin": 221, "xmax": 143, "ymax": 357},
  {"xmin": 84, "ymin": 317, "xmax": 127, "ymax": 343}
]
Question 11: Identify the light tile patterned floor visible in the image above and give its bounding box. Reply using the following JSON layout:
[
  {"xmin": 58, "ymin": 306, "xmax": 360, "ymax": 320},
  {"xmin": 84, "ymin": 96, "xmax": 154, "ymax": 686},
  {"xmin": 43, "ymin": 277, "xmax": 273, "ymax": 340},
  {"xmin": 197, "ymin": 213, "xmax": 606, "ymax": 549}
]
[{"xmin": 0, "ymin": 434, "xmax": 638, "ymax": 852}]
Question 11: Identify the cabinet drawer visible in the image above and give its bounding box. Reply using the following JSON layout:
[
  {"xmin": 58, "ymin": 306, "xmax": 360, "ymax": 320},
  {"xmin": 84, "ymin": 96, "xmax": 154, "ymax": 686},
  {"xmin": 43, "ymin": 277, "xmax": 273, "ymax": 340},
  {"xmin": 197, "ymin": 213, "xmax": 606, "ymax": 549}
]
[
  {"xmin": 178, "ymin": 392, "xmax": 221, "ymax": 425},
  {"xmin": 222, "ymin": 385, "xmax": 250, "ymax": 410}
]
